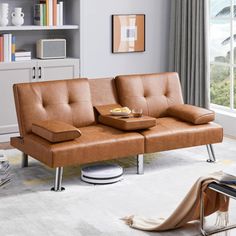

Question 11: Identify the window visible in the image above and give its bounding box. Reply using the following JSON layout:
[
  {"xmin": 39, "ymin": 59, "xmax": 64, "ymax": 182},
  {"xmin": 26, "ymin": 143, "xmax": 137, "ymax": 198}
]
[{"xmin": 209, "ymin": 0, "xmax": 236, "ymax": 110}]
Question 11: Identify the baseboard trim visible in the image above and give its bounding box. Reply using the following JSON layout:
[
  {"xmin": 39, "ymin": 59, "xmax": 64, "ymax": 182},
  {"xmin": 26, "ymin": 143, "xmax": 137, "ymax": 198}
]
[{"xmin": 0, "ymin": 133, "xmax": 19, "ymax": 142}]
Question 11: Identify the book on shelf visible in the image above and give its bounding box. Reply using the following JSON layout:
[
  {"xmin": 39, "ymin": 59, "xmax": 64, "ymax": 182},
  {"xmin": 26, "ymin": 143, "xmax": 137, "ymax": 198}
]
[
  {"xmin": 12, "ymin": 35, "xmax": 16, "ymax": 62},
  {"xmin": 43, "ymin": 4, "xmax": 46, "ymax": 26},
  {"xmin": 15, "ymin": 50, "xmax": 31, "ymax": 57},
  {"xmin": 59, "ymin": 1, "xmax": 63, "ymax": 26},
  {"xmin": 8, "ymin": 34, "xmax": 12, "ymax": 62},
  {"xmin": 3, "ymin": 34, "xmax": 9, "ymax": 62},
  {"xmin": 0, "ymin": 34, "xmax": 13, "ymax": 62},
  {"xmin": 56, "ymin": 4, "xmax": 60, "ymax": 25},
  {"xmin": 1, "ymin": 34, "xmax": 13, "ymax": 62},
  {"xmin": 0, "ymin": 34, "xmax": 32, "ymax": 63},
  {"xmin": 15, "ymin": 57, "xmax": 31, "ymax": 62},
  {"xmin": 0, "ymin": 36, "xmax": 3, "ymax": 62},
  {"xmin": 46, "ymin": 0, "xmax": 49, "ymax": 26},
  {"xmin": 34, "ymin": 4, "xmax": 44, "ymax": 26},
  {"xmin": 49, "ymin": 0, "xmax": 53, "ymax": 26},
  {"xmin": 34, "ymin": 0, "xmax": 64, "ymax": 27},
  {"xmin": 15, "ymin": 50, "xmax": 32, "ymax": 62},
  {"xmin": 53, "ymin": 0, "xmax": 57, "ymax": 26}
]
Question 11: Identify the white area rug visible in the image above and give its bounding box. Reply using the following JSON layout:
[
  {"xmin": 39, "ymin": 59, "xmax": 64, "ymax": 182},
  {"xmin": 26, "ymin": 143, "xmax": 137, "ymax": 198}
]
[{"xmin": 1, "ymin": 137, "xmax": 236, "ymax": 236}]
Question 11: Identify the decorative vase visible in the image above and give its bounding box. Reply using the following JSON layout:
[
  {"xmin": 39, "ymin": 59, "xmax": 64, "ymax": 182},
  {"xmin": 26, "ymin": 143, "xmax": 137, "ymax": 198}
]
[
  {"xmin": 0, "ymin": 3, "xmax": 9, "ymax": 26},
  {"xmin": 0, "ymin": 16, "xmax": 8, "ymax": 26},
  {"xmin": 0, "ymin": 3, "xmax": 9, "ymax": 15},
  {"xmin": 11, "ymin": 8, "xmax": 24, "ymax": 26}
]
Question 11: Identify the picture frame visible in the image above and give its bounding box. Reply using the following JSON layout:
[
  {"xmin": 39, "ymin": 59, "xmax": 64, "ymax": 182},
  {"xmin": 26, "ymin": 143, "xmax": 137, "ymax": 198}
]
[{"xmin": 112, "ymin": 14, "xmax": 145, "ymax": 53}]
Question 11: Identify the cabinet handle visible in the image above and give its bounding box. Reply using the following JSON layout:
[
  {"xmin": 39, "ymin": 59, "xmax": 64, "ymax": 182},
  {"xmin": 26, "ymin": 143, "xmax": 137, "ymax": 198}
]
[
  {"xmin": 38, "ymin": 67, "xmax": 42, "ymax": 79},
  {"xmin": 32, "ymin": 67, "xmax": 36, "ymax": 79}
]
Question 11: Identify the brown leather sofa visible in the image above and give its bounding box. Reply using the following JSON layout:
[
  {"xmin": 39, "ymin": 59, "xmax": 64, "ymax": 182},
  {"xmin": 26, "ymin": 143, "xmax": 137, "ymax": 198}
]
[{"xmin": 11, "ymin": 72, "xmax": 223, "ymax": 191}]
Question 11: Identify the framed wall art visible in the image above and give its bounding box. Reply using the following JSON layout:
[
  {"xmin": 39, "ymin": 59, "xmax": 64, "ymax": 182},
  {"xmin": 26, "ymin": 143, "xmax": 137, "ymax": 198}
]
[{"xmin": 112, "ymin": 14, "xmax": 145, "ymax": 53}]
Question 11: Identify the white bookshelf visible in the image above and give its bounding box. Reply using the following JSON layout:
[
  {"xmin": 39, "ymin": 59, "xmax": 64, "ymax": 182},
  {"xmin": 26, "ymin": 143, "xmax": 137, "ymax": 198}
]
[
  {"xmin": 0, "ymin": 0, "xmax": 81, "ymax": 140},
  {"xmin": 0, "ymin": 25, "xmax": 79, "ymax": 31},
  {"xmin": 0, "ymin": 0, "xmax": 80, "ymax": 59}
]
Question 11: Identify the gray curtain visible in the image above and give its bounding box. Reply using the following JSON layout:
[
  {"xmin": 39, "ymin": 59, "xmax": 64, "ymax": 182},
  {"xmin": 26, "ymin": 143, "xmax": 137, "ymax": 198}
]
[{"xmin": 169, "ymin": 0, "xmax": 209, "ymax": 108}]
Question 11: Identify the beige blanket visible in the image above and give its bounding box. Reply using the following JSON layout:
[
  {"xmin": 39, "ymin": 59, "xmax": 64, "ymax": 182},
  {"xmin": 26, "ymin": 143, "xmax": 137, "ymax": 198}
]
[{"xmin": 123, "ymin": 172, "xmax": 232, "ymax": 231}]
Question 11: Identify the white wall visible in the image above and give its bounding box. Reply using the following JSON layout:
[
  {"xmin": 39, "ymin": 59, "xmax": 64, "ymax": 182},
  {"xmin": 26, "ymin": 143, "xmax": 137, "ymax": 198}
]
[
  {"xmin": 80, "ymin": 0, "xmax": 171, "ymax": 78},
  {"xmin": 214, "ymin": 109, "xmax": 236, "ymax": 137}
]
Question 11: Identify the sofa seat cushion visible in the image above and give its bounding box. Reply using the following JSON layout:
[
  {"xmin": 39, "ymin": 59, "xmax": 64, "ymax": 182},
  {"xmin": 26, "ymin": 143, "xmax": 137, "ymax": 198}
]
[
  {"xmin": 14, "ymin": 124, "xmax": 144, "ymax": 168},
  {"xmin": 140, "ymin": 117, "xmax": 223, "ymax": 153}
]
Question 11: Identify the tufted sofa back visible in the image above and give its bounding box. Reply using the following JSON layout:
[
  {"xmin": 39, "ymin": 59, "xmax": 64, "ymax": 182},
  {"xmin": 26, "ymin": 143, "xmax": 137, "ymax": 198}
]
[
  {"xmin": 115, "ymin": 72, "xmax": 184, "ymax": 118},
  {"xmin": 13, "ymin": 79, "xmax": 95, "ymax": 136},
  {"xmin": 89, "ymin": 78, "xmax": 119, "ymax": 107},
  {"xmin": 13, "ymin": 73, "xmax": 184, "ymax": 137}
]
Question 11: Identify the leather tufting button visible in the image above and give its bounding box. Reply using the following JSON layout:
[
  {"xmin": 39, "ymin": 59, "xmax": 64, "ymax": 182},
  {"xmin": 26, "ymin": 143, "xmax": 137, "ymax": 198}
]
[
  {"xmin": 68, "ymin": 97, "xmax": 73, "ymax": 105},
  {"xmin": 42, "ymin": 101, "xmax": 49, "ymax": 108}
]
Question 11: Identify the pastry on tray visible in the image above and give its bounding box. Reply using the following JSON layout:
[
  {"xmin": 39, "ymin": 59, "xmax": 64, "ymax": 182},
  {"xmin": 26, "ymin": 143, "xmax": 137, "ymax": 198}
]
[{"xmin": 110, "ymin": 107, "xmax": 131, "ymax": 116}]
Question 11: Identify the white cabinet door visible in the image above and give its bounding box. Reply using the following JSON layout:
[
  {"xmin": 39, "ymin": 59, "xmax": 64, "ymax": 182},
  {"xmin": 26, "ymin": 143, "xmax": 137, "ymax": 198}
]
[
  {"xmin": 0, "ymin": 61, "xmax": 37, "ymax": 134},
  {"xmin": 0, "ymin": 58, "xmax": 79, "ymax": 136},
  {"xmin": 37, "ymin": 58, "xmax": 80, "ymax": 81}
]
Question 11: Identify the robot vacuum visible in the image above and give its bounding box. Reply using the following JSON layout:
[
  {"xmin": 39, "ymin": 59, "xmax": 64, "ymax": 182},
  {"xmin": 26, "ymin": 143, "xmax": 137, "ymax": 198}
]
[{"xmin": 81, "ymin": 163, "xmax": 123, "ymax": 184}]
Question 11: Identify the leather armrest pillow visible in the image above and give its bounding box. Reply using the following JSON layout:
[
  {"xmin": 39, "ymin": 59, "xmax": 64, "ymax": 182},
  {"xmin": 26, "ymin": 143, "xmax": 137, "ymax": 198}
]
[
  {"xmin": 32, "ymin": 120, "xmax": 81, "ymax": 143},
  {"xmin": 167, "ymin": 104, "xmax": 215, "ymax": 125}
]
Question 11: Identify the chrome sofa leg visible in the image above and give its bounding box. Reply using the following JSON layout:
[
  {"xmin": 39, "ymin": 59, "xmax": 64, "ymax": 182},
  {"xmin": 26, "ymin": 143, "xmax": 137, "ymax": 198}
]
[
  {"xmin": 206, "ymin": 144, "xmax": 216, "ymax": 163},
  {"xmin": 51, "ymin": 167, "xmax": 65, "ymax": 192},
  {"xmin": 137, "ymin": 154, "xmax": 144, "ymax": 175},
  {"xmin": 21, "ymin": 153, "xmax": 28, "ymax": 168}
]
